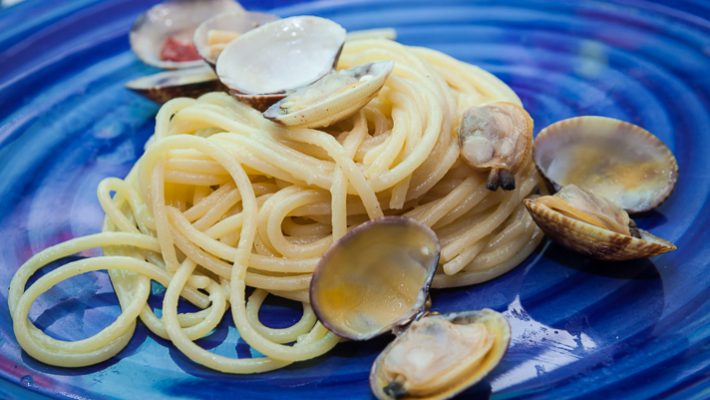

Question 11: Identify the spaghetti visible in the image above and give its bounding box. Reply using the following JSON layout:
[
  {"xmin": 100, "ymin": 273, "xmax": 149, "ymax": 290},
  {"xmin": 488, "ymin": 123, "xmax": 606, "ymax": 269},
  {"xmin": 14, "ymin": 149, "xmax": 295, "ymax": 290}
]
[{"xmin": 9, "ymin": 39, "xmax": 541, "ymax": 372}]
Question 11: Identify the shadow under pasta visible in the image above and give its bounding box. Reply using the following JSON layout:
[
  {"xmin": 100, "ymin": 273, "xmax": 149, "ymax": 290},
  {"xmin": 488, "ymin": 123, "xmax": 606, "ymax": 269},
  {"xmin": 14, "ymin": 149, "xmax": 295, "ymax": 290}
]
[{"xmin": 26, "ymin": 256, "xmax": 123, "ymax": 342}]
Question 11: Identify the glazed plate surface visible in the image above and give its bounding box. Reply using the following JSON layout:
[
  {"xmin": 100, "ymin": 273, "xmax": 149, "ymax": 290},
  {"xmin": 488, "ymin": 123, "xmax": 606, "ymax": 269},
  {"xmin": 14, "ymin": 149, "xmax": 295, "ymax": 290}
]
[{"xmin": 0, "ymin": 0, "xmax": 708, "ymax": 399}]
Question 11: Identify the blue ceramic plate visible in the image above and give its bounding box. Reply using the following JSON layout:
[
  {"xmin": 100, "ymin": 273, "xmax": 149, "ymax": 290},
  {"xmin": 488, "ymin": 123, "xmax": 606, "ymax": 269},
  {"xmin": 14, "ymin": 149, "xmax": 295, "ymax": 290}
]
[{"xmin": 1, "ymin": 0, "xmax": 708, "ymax": 399}]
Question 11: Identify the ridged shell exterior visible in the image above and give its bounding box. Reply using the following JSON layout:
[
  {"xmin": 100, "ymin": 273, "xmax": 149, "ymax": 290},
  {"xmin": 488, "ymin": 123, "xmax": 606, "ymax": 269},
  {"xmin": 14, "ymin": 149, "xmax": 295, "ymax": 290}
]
[
  {"xmin": 369, "ymin": 309, "xmax": 510, "ymax": 400},
  {"xmin": 524, "ymin": 198, "xmax": 676, "ymax": 261},
  {"xmin": 263, "ymin": 61, "xmax": 394, "ymax": 128},
  {"xmin": 232, "ymin": 91, "xmax": 285, "ymax": 112},
  {"xmin": 534, "ymin": 116, "xmax": 678, "ymax": 213},
  {"xmin": 125, "ymin": 67, "xmax": 224, "ymax": 103}
]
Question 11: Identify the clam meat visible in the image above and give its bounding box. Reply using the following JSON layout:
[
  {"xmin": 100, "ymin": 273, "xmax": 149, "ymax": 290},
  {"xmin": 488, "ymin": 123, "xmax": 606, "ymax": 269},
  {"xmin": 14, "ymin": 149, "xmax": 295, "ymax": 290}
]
[
  {"xmin": 524, "ymin": 184, "xmax": 676, "ymax": 261},
  {"xmin": 263, "ymin": 61, "xmax": 394, "ymax": 128},
  {"xmin": 216, "ymin": 16, "xmax": 346, "ymax": 110},
  {"xmin": 130, "ymin": 0, "xmax": 243, "ymax": 69},
  {"xmin": 193, "ymin": 11, "xmax": 279, "ymax": 67},
  {"xmin": 458, "ymin": 102, "xmax": 533, "ymax": 191},
  {"xmin": 370, "ymin": 309, "xmax": 510, "ymax": 400},
  {"xmin": 534, "ymin": 116, "xmax": 678, "ymax": 213},
  {"xmin": 309, "ymin": 217, "xmax": 439, "ymax": 341}
]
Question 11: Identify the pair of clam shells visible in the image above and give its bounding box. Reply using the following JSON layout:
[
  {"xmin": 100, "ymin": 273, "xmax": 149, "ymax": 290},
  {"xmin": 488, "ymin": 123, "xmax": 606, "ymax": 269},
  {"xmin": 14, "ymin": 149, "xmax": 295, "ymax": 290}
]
[
  {"xmin": 524, "ymin": 116, "xmax": 678, "ymax": 261},
  {"xmin": 127, "ymin": 1, "xmax": 395, "ymax": 128},
  {"xmin": 310, "ymin": 217, "xmax": 511, "ymax": 400}
]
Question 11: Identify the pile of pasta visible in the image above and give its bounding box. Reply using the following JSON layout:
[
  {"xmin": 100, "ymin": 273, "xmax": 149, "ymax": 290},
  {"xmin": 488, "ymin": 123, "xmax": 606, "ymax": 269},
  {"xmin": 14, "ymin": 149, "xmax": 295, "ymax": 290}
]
[{"xmin": 9, "ymin": 39, "xmax": 541, "ymax": 372}]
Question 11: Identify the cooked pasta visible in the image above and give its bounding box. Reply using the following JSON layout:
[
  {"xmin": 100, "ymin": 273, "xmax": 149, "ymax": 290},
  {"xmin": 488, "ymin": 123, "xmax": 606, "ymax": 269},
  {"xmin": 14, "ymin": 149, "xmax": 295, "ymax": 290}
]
[{"xmin": 9, "ymin": 39, "xmax": 541, "ymax": 372}]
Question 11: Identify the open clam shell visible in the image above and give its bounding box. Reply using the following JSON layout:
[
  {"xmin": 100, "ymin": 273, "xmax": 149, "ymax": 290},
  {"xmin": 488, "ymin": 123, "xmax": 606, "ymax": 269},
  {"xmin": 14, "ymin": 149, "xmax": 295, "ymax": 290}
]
[
  {"xmin": 263, "ymin": 61, "xmax": 394, "ymax": 128},
  {"xmin": 309, "ymin": 217, "xmax": 439, "ymax": 341},
  {"xmin": 193, "ymin": 11, "xmax": 279, "ymax": 67},
  {"xmin": 216, "ymin": 16, "xmax": 346, "ymax": 110},
  {"xmin": 125, "ymin": 66, "xmax": 223, "ymax": 104},
  {"xmin": 130, "ymin": 0, "xmax": 243, "ymax": 69},
  {"xmin": 370, "ymin": 309, "xmax": 510, "ymax": 400},
  {"xmin": 524, "ymin": 185, "xmax": 676, "ymax": 261},
  {"xmin": 534, "ymin": 116, "xmax": 678, "ymax": 213}
]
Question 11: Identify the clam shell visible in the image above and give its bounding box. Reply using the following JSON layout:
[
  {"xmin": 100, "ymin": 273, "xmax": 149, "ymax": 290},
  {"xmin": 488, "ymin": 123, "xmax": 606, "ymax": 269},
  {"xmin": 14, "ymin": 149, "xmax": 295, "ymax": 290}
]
[
  {"xmin": 458, "ymin": 101, "xmax": 534, "ymax": 191},
  {"xmin": 231, "ymin": 91, "xmax": 285, "ymax": 112},
  {"xmin": 193, "ymin": 11, "xmax": 279, "ymax": 67},
  {"xmin": 130, "ymin": 0, "xmax": 243, "ymax": 69},
  {"xmin": 369, "ymin": 309, "xmax": 510, "ymax": 400},
  {"xmin": 534, "ymin": 116, "xmax": 678, "ymax": 213},
  {"xmin": 125, "ymin": 66, "xmax": 224, "ymax": 103},
  {"xmin": 263, "ymin": 61, "xmax": 394, "ymax": 128},
  {"xmin": 216, "ymin": 16, "xmax": 346, "ymax": 99},
  {"xmin": 309, "ymin": 217, "xmax": 439, "ymax": 341},
  {"xmin": 524, "ymin": 197, "xmax": 676, "ymax": 261}
]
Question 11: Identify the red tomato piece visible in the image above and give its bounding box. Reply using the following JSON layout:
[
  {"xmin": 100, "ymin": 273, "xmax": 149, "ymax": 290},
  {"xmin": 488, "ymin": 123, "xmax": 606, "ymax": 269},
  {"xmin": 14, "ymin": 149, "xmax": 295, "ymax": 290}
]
[{"xmin": 160, "ymin": 36, "xmax": 200, "ymax": 62}]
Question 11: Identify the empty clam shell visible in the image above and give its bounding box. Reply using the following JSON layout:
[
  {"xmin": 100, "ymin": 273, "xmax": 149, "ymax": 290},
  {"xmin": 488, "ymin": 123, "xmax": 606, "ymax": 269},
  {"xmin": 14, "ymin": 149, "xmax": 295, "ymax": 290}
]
[
  {"xmin": 263, "ymin": 61, "xmax": 394, "ymax": 128},
  {"xmin": 309, "ymin": 217, "xmax": 439, "ymax": 341},
  {"xmin": 370, "ymin": 309, "xmax": 510, "ymax": 400},
  {"xmin": 458, "ymin": 102, "xmax": 533, "ymax": 191},
  {"xmin": 216, "ymin": 16, "xmax": 346, "ymax": 109},
  {"xmin": 193, "ymin": 11, "xmax": 279, "ymax": 67},
  {"xmin": 524, "ymin": 185, "xmax": 676, "ymax": 261},
  {"xmin": 125, "ymin": 66, "xmax": 223, "ymax": 103},
  {"xmin": 130, "ymin": 0, "xmax": 243, "ymax": 69},
  {"xmin": 534, "ymin": 116, "xmax": 678, "ymax": 213}
]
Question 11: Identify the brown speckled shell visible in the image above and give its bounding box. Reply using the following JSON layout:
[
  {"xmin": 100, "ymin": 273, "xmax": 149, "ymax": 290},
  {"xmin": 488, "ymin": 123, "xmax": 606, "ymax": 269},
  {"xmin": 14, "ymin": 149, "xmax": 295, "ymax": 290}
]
[
  {"xmin": 523, "ymin": 198, "xmax": 676, "ymax": 261},
  {"xmin": 232, "ymin": 91, "xmax": 286, "ymax": 111},
  {"xmin": 262, "ymin": 61, "xmax": 394, "ymax": 128},
  {"xmin": 125, "ymin": 70, "xmax": 227, "ymax": 104}
]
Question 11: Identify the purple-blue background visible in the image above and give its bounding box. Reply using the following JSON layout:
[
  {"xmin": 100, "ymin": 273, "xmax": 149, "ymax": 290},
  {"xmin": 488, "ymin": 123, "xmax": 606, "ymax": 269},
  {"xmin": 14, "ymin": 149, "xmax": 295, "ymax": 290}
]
[{"xmin": 0, "ymin": 1, "xmax": 708, "ymax": 399}]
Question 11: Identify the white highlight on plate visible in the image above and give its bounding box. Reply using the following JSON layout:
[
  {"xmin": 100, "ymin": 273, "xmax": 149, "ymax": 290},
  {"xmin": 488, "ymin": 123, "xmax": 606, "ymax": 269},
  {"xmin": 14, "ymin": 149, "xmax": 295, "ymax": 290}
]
[{"xmin": 492, "ymin": 295, "xmax": 598, "ymax": 391}]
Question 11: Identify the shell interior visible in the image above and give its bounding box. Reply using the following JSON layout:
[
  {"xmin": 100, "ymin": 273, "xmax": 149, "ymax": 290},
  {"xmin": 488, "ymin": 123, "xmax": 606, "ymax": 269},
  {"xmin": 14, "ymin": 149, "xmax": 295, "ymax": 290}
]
[
  {"xmin": 309, "ymin": 217, "xmax": 440, "ymax": 341},
  {"xmin": 263, "ymin": 61, "xmax": 394, "ymax": 128},
  {"xmin": 216, "ymin": 16, "xmax": 346, "ymax": 95},
  {"xmin": 193, "ymin": 11, "xmax": 279, "ymax": 66},
  {"xmin": 130, "ymin": 0, "xmax": 243, "ymax": 69},
  {"xmin": 369, "ymin": 309, "xmax": 510, "ymax": 400},
  {"xmin": 534, "ymin": 116, "xmax": 678, "ymax": 213}
]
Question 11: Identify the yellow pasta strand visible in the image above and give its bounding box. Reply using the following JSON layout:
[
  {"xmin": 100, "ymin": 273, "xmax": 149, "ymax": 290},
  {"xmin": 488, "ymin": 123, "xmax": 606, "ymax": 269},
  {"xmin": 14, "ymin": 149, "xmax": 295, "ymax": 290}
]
[{"xmin": 8, "ymin": 40, "xmax": 541, "ymax": 372}]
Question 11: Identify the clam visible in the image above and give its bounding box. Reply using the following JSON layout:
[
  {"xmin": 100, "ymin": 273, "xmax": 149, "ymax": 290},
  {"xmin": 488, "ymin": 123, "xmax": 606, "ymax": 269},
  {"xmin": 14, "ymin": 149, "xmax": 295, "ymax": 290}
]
[
  {"xmin": 263, "ymin": 61, "xmax": 394, "ymax": 128},
  {"xmin": 370, "ymin": 309, "xmax": 510, "ymax": 400},
  {"xmin": 534, "ymin": 116, "xmax": 678, "ymax": 213},
  {"xmin": 130, "ymin": 0, "xmax": 243, "ymax": 69},
  {"xmin": 458, "ymin": 102, "xmax": 533, "ymax": 191},
  {"xmin": 193, "ymin": 11, "xmax": 279, "ymax": 67},
  {"xmin": 309, "ymin": 217, "xmax": 439, "ymax": 340},
  {"xmin": 216, "ymin": 16, "xmax": 346, "ymax": 110},
  {"xmin": 524, "ymin": 185, "xmax": 676, "ymax": 261},
  {"xmin": 310, "ymin": 217, "xmax": 511, "ymax": 399},
  {"xmin": 125, "ymin": 66, "xmax": 223, "ymax": 104}
]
